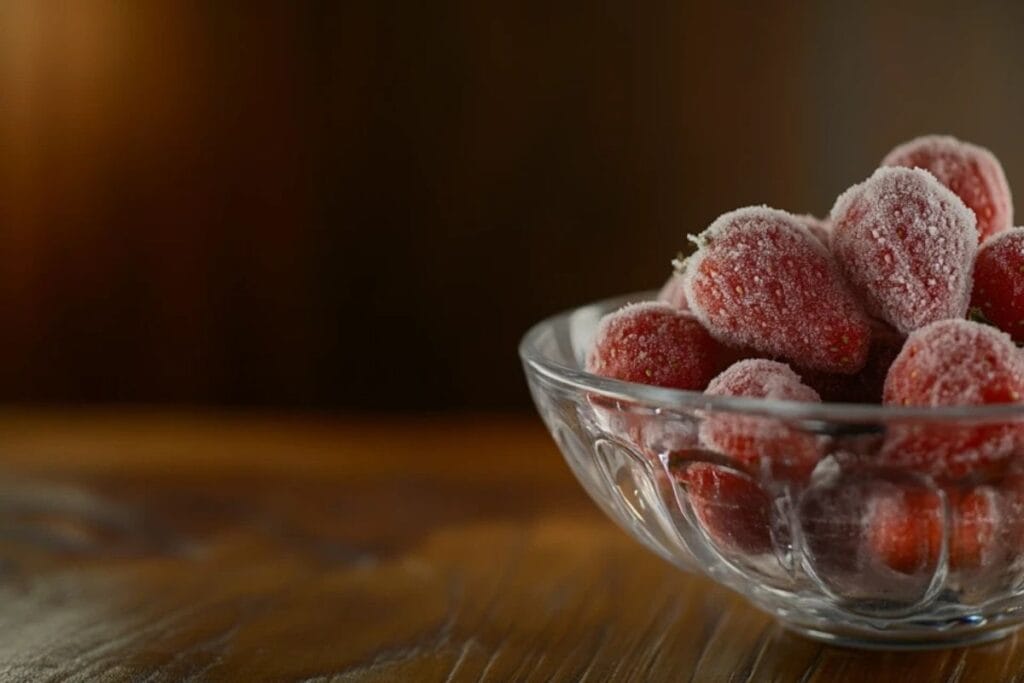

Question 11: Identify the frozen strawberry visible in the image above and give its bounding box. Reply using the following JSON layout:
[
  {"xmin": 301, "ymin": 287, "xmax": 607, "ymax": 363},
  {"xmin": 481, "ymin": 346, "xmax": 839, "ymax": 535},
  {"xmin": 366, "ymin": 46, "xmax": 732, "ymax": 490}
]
[
  {"xmin": 882, "ymin": 428, "xmax": 1017, "ymax": 483},
  {"xmin": 798, "ymin": 320, "xmax": 904, "ymax": 404},
  {"xmin": 656, "ymin": 272, "xmax": 690, "ymax": 311},
  {"xmin": 867, "ymin": 485, "xmax": 1005, "ymax": 573},
  {"xmin": 864, "ymin": 486, "xmax": 942, "ymax": 575},
  {"xmin": 796, "ymin": 213, "xmax": 831, "ymax": 247},
  {"xmin": 952, "ymin": 487, "xmax": 1001, "ymax": 571},
  {"xmin": 699, "ymin": 360, "xmax": 822, "ymax": 479},
  {"xmin": 658, "ymin": 274, "xmax": 757, "ymax": 368},
  {"xmin": 586, "ymin": 302, "xmax": 723, "ymax": 390},
  {"xmin": 883, "ymin": 135, "xmax": 1012, "ymax": 243},
  {"xmin": 679, "ymin": 462, "xmax": 773, "ymax": 555},
  {"xmin": 971, "ymin": 228, "xmax": 1024, "ymax": 343},
  {"xmin": 683, "ymin": 206, "xmax": 871, "ymax": 373},
  {"xmin": 882, "ymin": 320, "xmax": 1024, "ymax": 480},
  {"xmin": 830, "ymin": 167, "xmax": 978, "ymax": 335},
  {"xmin": 884, "ymin": 320, "xmax": 1024, "ymax": 407}
]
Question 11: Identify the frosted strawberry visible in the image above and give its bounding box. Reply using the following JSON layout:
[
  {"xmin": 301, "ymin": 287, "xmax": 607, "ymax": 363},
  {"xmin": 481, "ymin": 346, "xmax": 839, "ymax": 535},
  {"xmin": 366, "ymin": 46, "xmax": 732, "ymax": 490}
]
[
  {"xmin": 679, "ymin": 462, "xmax": 773, "ymax": 555},
  {"xmin": 586, "ymin": 302, "xmax": 723, "ymax": 390},
  {"xmin": 883, "ymin": 135, "xmax": 1012, "ymax": 243},
  {"xmin": 798, "ymin": 320, "xmax": 904, "ymax": 404},
  {"xmin": 864, "ymin": 485, "xmax": 1004, "ymax": 573},
  {"xmin": 796, "ymin": 213, "xmax": 830, "ymax": 247},
  {"xmin": 656, "ymin": 272, "xmax": 690, "ymax": 311},
  {"xmin": 952, "ymin": 487, "xmax": 1001, "ymax": 571},
  {"xmin": 700, "ymin": 360, "xmax": 822, "ymax": 479},
  {"xmin": 830, "ymin": 167, "xmax": 978, "ymax": 335},
  {"xmin": 882, "ymin": 320, "xmax": 1024, "ymax": 480},
  {"xmin": 864, "ymin": 486, "xmax": 942, "ymax": 575},
  {"xmin": 971, "ymin": 228, "xmax": 1024, "ymax": 343},
  {"xmin": 830, "ymin": 167, "xmax": 977, "ymax": 335},
  {"xmin": 683, "ymin": 207, "xmax": 871, "ymax": 374}
]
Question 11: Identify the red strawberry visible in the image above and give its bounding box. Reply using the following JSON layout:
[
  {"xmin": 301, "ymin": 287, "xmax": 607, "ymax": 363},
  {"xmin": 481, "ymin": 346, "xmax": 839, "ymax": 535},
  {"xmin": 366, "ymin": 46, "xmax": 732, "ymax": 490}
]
[
  {"xmin": 882, "ymin": 320, "xmax": 1024, "ymax": 480},
  {"xmin": 683, "ymin": 206, "xmax": 871, "ymax": 374},
  {"xmin": 971, "ymin": 228, "xmax": 1024, "ymax": 343},
  {"xmin": 810, "ymin": 475, "xmax": 1008, "ymax": 577},
  {"xmin": 952, "ymin": 487, "xmax": 1001, "ymax": 571},
  {"xmin": 864, "ymin": 486, "xmax": 942, "ymax": 575},
  {"xmin": 801, "ymin": 472, "xmax": 1009, "ymax": 579},
  {"xmin": 798, "ymin": 320, "xmax": 904, "ymax": 404},
  {"xmin": 863, "ymin": 484, "xmax": 1003, "ymax": 573},
  {"xmin": 830, "ymin": 167, "xmax": 978, "ymax": 335},
  {"xmin": 679, "ymin": 462, "xmax": 773, "ymax": 555},
  {"xmin": 586, "ymin": 302, "xmax": 723, "ymax": 390},
  {"xmin": 699, "ymin": 359, "xmax": 822, "ymax": 480},
  {"xmin": 883, "ymin": 135, "xmax": 1013, "ymax": 243}
]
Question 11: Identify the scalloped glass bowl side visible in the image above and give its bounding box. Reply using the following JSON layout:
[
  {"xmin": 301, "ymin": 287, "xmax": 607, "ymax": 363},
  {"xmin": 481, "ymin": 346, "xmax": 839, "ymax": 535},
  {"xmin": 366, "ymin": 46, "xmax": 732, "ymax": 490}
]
[{"xmin": 521, "ymin": 292, "xmax": 1024, "ymax": 649}]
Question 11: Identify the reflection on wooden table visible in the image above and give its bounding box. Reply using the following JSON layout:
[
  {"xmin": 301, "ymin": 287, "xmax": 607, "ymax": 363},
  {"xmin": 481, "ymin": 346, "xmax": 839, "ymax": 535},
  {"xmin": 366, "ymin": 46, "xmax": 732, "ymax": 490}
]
[{"xmin": 0, "ymin": 410, "xmax": 1020, "ymax": 680}]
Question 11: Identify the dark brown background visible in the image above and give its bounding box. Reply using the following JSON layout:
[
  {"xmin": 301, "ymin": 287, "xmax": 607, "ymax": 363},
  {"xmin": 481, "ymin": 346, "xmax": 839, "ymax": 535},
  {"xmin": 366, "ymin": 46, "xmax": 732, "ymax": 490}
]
[{"xmin": 2, "ymin": 1, "xmax": 1023, "ymax": 410}]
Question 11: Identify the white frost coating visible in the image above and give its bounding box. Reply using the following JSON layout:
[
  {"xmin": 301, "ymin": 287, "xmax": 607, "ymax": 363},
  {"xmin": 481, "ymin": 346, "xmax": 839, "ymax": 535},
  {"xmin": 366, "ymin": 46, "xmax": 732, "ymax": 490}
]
[
  {"xmin": 883, "ymin": 319, "xmax": 1024, "ymax": 406},
  {"xmin": 979, "ymin": 225, "xmax": 1024, "ymax": 256},
  {"xmin": 829, "ymin": 167, "xmax": 978, "ymax": 334},
  {"xmin": 880, "ymin": 320, "xmax": 1024, "ymax": 477},
  {"xmin": 882, "ymin": 421, "xmax": 1021, "ymax": 479},
  {"xmin": 882, "ymin": 134, "xmax": 1013, "ymax": 241},
  {"xmin": 682, "ymin": 206, "xmax": 870, "ymax": 373},
  {"xmin": 705, "ymin": 359, "xmax": 821, "ymax": 403},
  {"xmin": 589, "ymin": 302, "xmax": 678, "ymax": 356},
  {"xmin": 699, "ymin": 359, "xmax": 821, "ymax": 471},
  {"xmin": 587, "ymin": 301, "xmax": 670, "ymax": 375},
  {"xmin": 586, "ymin": 301, "xmax": 717, "ymax": 389}
]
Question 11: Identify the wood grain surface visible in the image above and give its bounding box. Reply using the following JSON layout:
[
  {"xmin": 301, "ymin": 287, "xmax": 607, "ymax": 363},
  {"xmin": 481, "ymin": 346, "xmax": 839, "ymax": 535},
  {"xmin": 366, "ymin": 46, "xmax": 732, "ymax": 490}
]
[{"xmin": 0, "ymin": 410, "xmax": 1023, "ymax": 681}]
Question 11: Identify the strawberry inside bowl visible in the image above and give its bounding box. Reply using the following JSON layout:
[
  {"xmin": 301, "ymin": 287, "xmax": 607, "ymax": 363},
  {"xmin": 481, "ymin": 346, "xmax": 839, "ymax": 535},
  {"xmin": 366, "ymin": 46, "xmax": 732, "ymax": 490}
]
[{"xmin": 520, "ymin": 135, "xmax": 1024, "ymax": 650}]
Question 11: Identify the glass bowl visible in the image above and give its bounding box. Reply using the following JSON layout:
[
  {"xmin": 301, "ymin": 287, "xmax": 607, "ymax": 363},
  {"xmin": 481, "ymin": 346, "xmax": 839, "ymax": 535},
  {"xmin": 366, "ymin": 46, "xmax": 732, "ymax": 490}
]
[{"xmin": 519, "ymin": 291, "xmax": 1024, "ymax": 650}]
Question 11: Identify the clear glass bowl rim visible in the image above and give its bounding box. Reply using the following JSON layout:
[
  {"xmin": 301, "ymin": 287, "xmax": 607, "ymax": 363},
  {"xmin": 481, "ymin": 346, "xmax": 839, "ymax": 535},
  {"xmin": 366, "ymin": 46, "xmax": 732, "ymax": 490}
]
[{"xmin": 519, "ymin": 291, "xmax": 1024, "ymax": 423}]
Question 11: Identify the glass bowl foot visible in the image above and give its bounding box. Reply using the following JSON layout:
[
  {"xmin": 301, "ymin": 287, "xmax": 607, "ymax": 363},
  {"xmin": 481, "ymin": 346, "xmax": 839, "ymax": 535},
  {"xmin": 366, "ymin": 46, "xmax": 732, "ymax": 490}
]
[{"xmin": 781, "ymin": 619, "xmax": 1024, "ymax": 651}]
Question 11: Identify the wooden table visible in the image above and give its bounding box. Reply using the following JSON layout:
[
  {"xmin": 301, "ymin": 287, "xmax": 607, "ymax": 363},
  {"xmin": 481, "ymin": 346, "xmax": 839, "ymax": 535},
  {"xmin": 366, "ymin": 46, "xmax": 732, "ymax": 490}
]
[{"xmin": 0, "ymin": 410, "xmax": 1022, "ymax": 681}]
